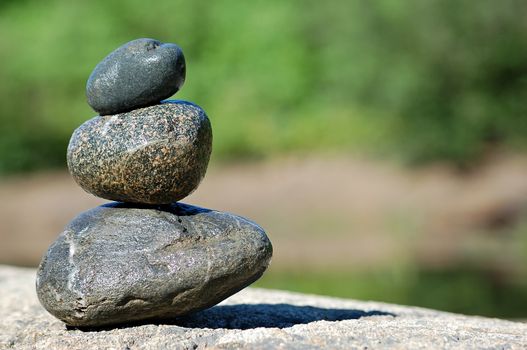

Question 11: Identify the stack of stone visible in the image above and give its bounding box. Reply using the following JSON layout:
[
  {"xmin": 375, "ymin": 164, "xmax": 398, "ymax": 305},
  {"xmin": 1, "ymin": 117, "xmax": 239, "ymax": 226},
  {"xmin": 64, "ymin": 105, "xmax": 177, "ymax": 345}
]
[{"xmin": 36, "ymin": 39, "xmax": 273, "ymax": 328}]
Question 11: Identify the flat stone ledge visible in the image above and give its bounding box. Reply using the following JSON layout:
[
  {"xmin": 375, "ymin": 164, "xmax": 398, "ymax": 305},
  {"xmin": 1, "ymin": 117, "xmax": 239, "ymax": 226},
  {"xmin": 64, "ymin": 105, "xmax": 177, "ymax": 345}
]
[{"xmin": 1, "ymin": 265, "xmax": 525, "ymax": 349}]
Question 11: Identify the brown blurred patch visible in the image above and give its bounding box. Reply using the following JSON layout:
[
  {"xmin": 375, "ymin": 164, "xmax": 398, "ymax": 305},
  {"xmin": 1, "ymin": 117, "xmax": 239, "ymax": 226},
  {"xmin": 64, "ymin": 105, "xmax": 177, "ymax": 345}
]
[{"xmin": 1, "ymin": 153, "xmax": 527, "ymax": 271}]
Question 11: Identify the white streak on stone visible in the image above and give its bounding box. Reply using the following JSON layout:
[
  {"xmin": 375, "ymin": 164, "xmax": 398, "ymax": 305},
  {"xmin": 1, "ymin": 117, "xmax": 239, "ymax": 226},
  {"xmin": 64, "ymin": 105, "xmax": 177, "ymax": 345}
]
[
  {"xmin": 101, "ymin": 115, "xmax": 117, "ymax": 136},
  {"xmin": 66, "ymin": 240, "xmax": 75, "ymax": 291},
  {"xmin": 65, "ymin": 230, "xmax": 82, "ymax": 295}
]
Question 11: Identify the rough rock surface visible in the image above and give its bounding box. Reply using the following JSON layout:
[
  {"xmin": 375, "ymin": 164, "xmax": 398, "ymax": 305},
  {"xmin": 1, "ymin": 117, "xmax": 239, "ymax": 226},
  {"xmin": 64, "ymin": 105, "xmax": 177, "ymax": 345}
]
[
  {"xmin": 86, "ymin": 38, "xmax": 186, "ymax": 115},
  {"xmin": 67, "ymin": 101, "xmax": 212, "ymax": 204},
  {"xmin": 36, "ymin": 202, "xmax": 272, "ymax": 327},
  {"xmin": 2, "ymin": 266, "xmax": 527, "ymax": 349}
]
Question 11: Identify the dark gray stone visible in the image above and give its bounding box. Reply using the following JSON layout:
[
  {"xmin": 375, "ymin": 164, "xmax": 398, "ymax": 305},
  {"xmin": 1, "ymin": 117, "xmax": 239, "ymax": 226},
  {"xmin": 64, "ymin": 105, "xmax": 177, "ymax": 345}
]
[
  {"xmin": 35, "ymin": 202, "xmax": 273, "ymax": 327},
  {"xmin": 67, "ymin": 101, "xmax": 212, "ymax": 204},
  {"xmin": 86, "ymin": 38, "xmax": 185, "ymax": 115}
]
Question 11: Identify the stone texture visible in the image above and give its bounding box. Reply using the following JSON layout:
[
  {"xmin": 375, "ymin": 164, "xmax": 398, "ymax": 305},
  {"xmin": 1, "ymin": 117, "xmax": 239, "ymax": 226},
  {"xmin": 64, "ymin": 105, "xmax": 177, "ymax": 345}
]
[
  {"xmin": 2, "ymin": 266, "xmax": 527, "ymax": 349},
  {"xmin": 36, "ymin": 202, "xmax": 272, "ymax": 327},
  {"xmin": 67, "ymin": 101, "xmax": 212, "ymax": 204},
  {"xmin": 86, "ymin": 38, "xmax": 185, "ymax": 115}
]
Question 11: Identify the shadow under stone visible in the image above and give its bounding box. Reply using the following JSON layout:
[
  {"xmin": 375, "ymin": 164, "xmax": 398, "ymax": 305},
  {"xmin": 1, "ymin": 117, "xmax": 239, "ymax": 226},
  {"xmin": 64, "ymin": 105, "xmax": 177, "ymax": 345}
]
[
  {"xmin": 174, "ymin": 304, "xmax": 396, "ymax": 330},
  {"xmin": 69, "ymin": 304, "xmax": 395, "ymax": 332},
  {"xmin": 101, "ymin": 201, "xmax": 212, "ymax": 216}
]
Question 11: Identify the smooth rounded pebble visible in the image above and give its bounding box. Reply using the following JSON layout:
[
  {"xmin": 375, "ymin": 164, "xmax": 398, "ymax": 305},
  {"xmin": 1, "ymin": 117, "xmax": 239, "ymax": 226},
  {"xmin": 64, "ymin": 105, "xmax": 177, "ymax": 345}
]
[
  {"xmin": 86, "ymin": 38, "xmax": 186, "ymax": 115},
  {"xmin": 67, "ymin": 101, "xmax": 212, "ymax": 204},
  {"xmin": 36, "ymin": 202, "xmax": 273, "ymax": 327}
]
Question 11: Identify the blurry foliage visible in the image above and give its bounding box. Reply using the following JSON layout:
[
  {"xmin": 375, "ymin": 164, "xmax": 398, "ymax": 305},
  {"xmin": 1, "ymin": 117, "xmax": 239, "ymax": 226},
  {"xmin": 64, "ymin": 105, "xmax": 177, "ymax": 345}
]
[
  {"xmin": 255, "ymin": 215, "xmax": 527, "ymax": 318},
  {"xmin": 1, "ymin": 0, "xmax": 527, "ymax": 173},
  {"xmin": 254, "ymin": 266, "xmax": 527, "ymax": 319}
]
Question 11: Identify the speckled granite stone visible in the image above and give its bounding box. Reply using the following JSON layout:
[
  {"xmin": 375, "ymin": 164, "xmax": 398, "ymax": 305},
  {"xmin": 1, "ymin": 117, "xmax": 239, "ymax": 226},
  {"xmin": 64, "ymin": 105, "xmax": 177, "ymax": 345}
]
[
  {"xmin": 67, "ymin": 101, "xmax": 212, "ymax": 204},
  {"xmin": 36, "ymin": 202, "xmax": 273, "ymax": 327},
  {"xmin": 86, "ymin": 38, "xmax": 185, "ymax": 115}
]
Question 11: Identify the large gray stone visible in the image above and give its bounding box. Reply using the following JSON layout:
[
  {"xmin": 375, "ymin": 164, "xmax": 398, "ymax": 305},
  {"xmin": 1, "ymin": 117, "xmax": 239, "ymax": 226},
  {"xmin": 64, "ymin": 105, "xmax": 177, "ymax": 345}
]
[
  {"xmin": 86, "ymin": 38, "xmax": 186, "ymax": 115},
  {"xmin": 67, "ymin": 101, "xmax": 212, "ymax": 204},
  {"xmin": 2, "ymin": 266, "xmax": 526, "ymax": 349},
  {"xmin": 36, "ymin": 202, "xmax": 272, "ymax": 327}
]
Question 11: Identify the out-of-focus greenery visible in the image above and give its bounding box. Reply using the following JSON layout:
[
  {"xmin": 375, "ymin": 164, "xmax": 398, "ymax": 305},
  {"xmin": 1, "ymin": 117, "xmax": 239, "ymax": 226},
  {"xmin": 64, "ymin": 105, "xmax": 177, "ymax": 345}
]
[
  {"xmin": 254, "ymin": 267, "xmax": 527, "ymax": 319},
  {"xmin": 0, "ymin": 0, "xmax": 526, "ymax": 173},
  {"xmin": 256, "ymin": 217, "xmax": 527, "ymax": 318}
]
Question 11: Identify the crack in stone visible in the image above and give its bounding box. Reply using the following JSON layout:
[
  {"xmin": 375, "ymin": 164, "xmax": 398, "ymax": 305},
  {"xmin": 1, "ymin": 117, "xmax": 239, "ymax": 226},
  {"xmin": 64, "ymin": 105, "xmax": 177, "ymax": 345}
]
[{"xmin": 116, "ymin": 295, "xmax": 149, "ymax": 308}]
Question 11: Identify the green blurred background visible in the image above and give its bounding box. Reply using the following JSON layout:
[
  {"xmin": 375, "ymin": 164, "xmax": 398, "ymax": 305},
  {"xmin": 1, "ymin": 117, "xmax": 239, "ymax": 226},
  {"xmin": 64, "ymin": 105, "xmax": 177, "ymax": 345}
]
[{"xmin": 1, "ymin": 0, "xmax": 527, "ymax": 318}]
